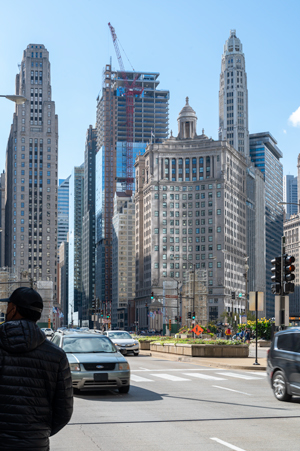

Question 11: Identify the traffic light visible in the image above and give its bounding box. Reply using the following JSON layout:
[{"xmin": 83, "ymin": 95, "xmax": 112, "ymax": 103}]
[
  {"xmin": 284, "ymin": 255, "xmax": 295, "ymax": 294},
  {"xmin": 169, "ymin": 319, "xmax": 172, "ymax": 331},
  {"xmin": 179, "ymin": 316, "xmax": 181, "ymax": 322},
  {"xmin": 48, "ymin": 318, "xmax": 51, "ymax": 328},
  {"xmin": 107, "ymin": 314, "xmax": 110, "ymax": 319},
  {"xmin": 92, "ymin": 299, "xmax": 95, "ymax": 309},
  {"xmin": 231, "ymin": 292, "xmax": 236, "ymax": 300},
  {"xmin": 192, "ymin": 312, "xmax": 195, "ymax": 320},
  {"xmin": 100, "ymin": 310, "xmax": 104, "ymax": 317},
  {"xmin": 271, "ymin": 256, "xmax": 281, "ymax": 294},
  {"xmin": 151, "ymin": 292, "xmax": 154, "ymax": 300},
  {"xmin": 188, "ymin": 312, "xmax": 191, "ymax": 319},
  {"xmin": 175, "ymin": 316, "xmax": 178, "ymax": 322}
]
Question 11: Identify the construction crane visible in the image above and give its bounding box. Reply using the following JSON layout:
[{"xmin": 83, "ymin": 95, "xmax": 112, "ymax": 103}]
[{"xmin": 108, "ymin": 22, "xmax": 143, "ymax": 193}]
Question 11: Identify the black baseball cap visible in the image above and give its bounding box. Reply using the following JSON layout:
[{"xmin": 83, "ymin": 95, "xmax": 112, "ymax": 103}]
[{"xmin": 1, "ymin": 287, "xmax": 43, "ymax": 313}]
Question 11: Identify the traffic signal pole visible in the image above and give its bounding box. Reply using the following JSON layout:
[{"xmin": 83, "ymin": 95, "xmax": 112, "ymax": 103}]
[{"xmin": 272, "ymin": 236, "xmax": 295, "ymax": 329}]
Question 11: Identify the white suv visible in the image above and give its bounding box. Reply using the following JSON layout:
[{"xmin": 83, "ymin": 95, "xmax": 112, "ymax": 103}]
[{"xmin": 41, "ymin": 328, "xmax": 54, "ymax": 338}]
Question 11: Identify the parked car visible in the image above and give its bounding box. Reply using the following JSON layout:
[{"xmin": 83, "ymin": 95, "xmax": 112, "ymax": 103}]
[
  {"xmin": 267, "ymin": 327, "xmax": 300, "ymax": 401},
  {"xmin": 103, "ymin": 331, "xmax": 139, "ymax": 356},
  {"xmin": 51, "ymin": 330, "xmax": 130, "ymax": 393},
  {"xmin": 41, "ymin": 328, "xmax": 54, "ymax": 338}
]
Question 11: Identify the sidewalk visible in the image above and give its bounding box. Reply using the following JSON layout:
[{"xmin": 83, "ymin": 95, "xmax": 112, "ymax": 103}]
[{"xmin": 139, "ymin": 349, "xmax": 267, "ymax": 370}]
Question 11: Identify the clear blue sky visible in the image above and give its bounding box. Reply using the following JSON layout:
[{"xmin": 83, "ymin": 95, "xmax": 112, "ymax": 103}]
[{"xmin": 0, "ymin": 0, "xmax": 299, "ymax": 180}]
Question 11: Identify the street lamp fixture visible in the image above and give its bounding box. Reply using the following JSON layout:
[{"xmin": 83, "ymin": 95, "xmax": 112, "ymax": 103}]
[
  {"xmin": 278, "ymin": 202, "xmax": 300, "ymax": 207},
  {"xmin": 0, "ymin": 95, "xmax": 27, "ymax": 105}
]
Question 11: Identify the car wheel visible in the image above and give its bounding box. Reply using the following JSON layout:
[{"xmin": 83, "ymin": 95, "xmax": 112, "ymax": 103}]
[
  {"xmin": 119, "ymin": 385, "xmax": 130, "ymax": 394},
  {"xmin": 272, "ymin": 370, "xmax": 291, "ymax": 402}
]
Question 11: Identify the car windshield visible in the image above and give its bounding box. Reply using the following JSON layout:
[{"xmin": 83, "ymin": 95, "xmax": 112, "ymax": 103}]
[
  {"xmin": 108, "ymin": 332, "xmax": 132, "ymax": 340},
  {"xmin": 63, "ymin": 336, "xmax": 117, "ymax": 353}
]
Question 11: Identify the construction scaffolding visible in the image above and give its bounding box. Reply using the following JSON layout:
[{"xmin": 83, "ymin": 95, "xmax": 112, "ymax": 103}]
[{"xmin": 182, "ymin": 269, "xmax": 208, "ymax": 326}]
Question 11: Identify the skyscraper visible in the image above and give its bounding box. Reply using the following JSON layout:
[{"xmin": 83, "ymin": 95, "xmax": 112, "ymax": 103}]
[
  {"xmin": 95, "ymin": 64, "xmax": 169, "ymax": 311},
  {"xmin": 82, "ymin": 125, "xmax": 97, "ymax": 324},
  {"xmin": 112, "ymin": 192, "xmax": 135, "ymax": 329},
  {"xmin": 134, "ymin": 99, "xmax": 247, "ymax": 328},
  {"xmin": 219, "ymin": 30, "xmax": 249, "ymax": 156},
  {"xmin": 283, "ymin": 175, "xmax": 298, "ymax": 219},
  {"xmin": 5, "ymin": 44, "xmax": 58, "ymax": 293},
  {"xmin": 57, "ymin": 177, "xmax": 70, "ymax": 249},
  {"xmin": 250, "ymin": 132, "xmax": 283, "ymax": 318},
  {"xmin": 68, "ymin": 164, "xmax": 84, "ymax": 326}
]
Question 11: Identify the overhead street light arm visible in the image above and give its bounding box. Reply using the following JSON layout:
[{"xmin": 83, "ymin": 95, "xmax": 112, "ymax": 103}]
[
  {"xmin": 0, "ymin": 95, "xmax": 27, "ymax": 105},
  {"xmin": 278, "ymin": 201, "xmax": 300, "ymax": 207}
]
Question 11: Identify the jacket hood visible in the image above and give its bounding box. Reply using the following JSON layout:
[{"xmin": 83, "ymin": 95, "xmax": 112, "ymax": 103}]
[{"xmin": 0, "ymin": 319, "xmax": 46, "ymax": 353}]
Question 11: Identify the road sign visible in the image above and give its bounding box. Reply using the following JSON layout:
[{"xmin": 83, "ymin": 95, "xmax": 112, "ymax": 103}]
[
  {"xmin": 165, "ymin": 295, "xmax": 178, "ymax": 299},
  {"xmin": 241, "ymin": 315, "xmax": 247, "ymax": 324},
  {"xmin": 192, "ymin": 324, "xmax": 204, "ymax": 336}
]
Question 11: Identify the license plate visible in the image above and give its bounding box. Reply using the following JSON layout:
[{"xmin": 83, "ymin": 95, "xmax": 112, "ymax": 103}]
[{"xmin": 94, "ymin": 373, "xmax": 108, "ymax": 382}]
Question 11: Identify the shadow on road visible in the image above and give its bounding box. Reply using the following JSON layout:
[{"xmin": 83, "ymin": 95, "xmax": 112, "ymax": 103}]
[{"xmin": 73, "ymin": 385, "xmax": 164, "ymax": 403}]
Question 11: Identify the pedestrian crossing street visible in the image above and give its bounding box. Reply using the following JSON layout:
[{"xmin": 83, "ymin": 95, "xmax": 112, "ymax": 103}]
[{"xmin": 130, "ymin": 368, "xmax": 267, "ymax": 384}]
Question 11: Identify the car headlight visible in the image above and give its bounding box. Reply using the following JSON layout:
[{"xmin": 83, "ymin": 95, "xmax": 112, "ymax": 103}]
[
  {"xmin": 115, "ymin": 343, "xmax": 121, "ymax": 347},
  {"xmin": 134, "ymin": 341, "xmax": 139, "ymax": 345},
  {"xmin": 69, "ymin": 363, "xmax": 81, "ymax": 371},
  {"xmin": 118, "ymin": 363, "xmax": 130, "ymax": 370}
]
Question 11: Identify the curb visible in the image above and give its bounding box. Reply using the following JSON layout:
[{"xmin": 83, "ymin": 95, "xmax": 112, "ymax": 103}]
[{"xmin": 139, "ymin": 350, "xmax": 267, "ymax": 371}]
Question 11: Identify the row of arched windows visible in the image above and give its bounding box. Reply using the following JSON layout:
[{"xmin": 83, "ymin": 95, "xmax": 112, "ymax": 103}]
[{"xmin": 161, "ymin": 156, "xmax": 214, "ymax": 182}]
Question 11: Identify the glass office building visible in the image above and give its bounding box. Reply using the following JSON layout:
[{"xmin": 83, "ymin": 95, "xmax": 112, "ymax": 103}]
[
  {"xmin": 250, "ymin": 132, "xmax": 283, "ymax": 318},
  {"xmin": 57, "ymin": 177, "xmax": 70, "ymax": 249}
]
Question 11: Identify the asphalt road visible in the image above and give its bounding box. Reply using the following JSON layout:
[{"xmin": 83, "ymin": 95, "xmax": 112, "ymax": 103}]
[{"xmin": 51, "ymin": 354, "xmax": 300, "ymax": 451}]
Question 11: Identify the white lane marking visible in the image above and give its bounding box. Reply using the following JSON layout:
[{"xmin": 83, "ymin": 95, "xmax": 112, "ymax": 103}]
[
  {"xmin": 245, "ymin": 371, "xmax": 267, "ymax": 376},
  {"xmin": 210, "ymin": 437, "xmax": 246, "ymax": 451},
  {"xmin": 131, "ymin": 375, "xmax": 153, "ymax": 382},
  {"xmin": 138, "ymin": 367, "xmax": 149, "ymax": 370},
  {"xmin": 151, "ymin": 373, "xmax": 190, "ymax": 381},
  {"xmin": 132, "ymin": 368, "xmax": 223, "ymax": 372},
  {"xmin": 183, "ymin": 373, "xmax": 226, "ymax": 381},
  {"xmin": 217, "ymin": 372, "xmax": 262, "ymax": 380},
  {"xmin": 213, "ymin": 385, "xmax": 252, "ymax": 396}
]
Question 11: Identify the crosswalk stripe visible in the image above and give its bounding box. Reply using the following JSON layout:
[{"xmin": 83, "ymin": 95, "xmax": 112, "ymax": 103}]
[
  {"xmin": 130, "ymin": 375, "xmax": 153, "ymax": 382},
  {"xmin": 183, "ymin": 372, "xmax": 226, "ymax": 381},
  {"xmin": 217, "ymin": 372, "xmax": 263, "ymax": 380},
  {"xmin": 245, "ymin": 371, "xmax": 267, "ymax": 376},
  {"xmin": 151, "ymin": 373, "xmax": 190, "ymax": 381}
]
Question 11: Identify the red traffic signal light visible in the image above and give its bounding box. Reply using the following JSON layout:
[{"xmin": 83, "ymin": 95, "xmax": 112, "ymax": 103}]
[{"xmin": 284, "ymin": 255, "xmax": 295, "ymax": 282}]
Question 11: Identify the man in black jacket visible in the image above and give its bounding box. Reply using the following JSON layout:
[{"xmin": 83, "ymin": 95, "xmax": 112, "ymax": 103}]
[{"xmin": 0, "ymin": 287, "xmax": 73, "ymax": 450}]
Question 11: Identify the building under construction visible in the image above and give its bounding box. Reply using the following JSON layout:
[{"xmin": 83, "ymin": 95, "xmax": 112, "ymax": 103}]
[{"xmin": 95, "ymin": 64, "xmax": 169, "ymax": 311}]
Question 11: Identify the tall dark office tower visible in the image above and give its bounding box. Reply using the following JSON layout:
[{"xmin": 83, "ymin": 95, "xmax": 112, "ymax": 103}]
[
  {"xmin": 82, "ymin": 125, "xmax": 97, "ymax": 324},
  {"xmin": 219, "ymin": 30, "xmax": 249, "ymax": 156},
  {"xmin": 96, "ymin": 64, "xmax": 169, "ymax": 310},
  {"xmin": 250, "ymin": 132, "xmax": 283, "ymax": 318},
  {"xmin": 68, "ymin": 164, "xmax": 84, "ymax": 326},
  {"xmin": 58, "ymin": 177, "xmax": 70, "ymax": 249},
  {"xmin": 5, "ymin": 44, "xmax": 58, "ymax": 293}
]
